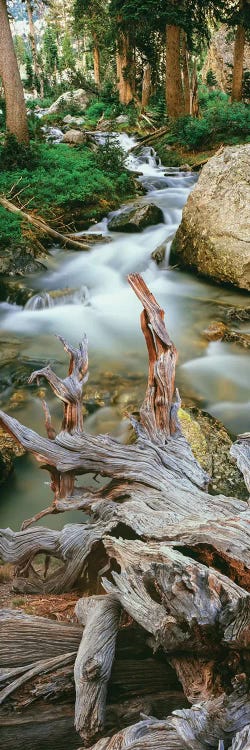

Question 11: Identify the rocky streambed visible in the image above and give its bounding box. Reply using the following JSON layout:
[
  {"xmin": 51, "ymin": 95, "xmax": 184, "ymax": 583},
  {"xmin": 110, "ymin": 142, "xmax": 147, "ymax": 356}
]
[{"xmin": 0, "ymin": 135, "xmax": 249, "ymax": 525}]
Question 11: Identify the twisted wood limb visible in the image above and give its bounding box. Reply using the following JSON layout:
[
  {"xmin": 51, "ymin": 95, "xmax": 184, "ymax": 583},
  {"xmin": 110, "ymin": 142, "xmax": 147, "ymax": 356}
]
[{"xmin": 74, "ymin": 595, "xmax": 121, "ymax": 744}]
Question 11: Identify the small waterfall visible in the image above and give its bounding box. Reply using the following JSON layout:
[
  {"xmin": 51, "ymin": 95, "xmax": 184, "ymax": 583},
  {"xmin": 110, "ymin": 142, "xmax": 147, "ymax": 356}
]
[
  {"xmin": 25, "ymin": 286, "xmax": 90, "ymax": 311},
  {"xmin": 25, "ymin": 292, "xmax": 53, "ymax": 310}
]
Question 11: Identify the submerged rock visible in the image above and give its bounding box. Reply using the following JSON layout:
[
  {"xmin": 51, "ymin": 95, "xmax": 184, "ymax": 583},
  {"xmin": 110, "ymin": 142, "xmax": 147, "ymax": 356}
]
[
  {"xmin": 172, "ymin": 145, "xmax": 250, "ymax": 290},
  {"xmin": 151, "ymin": 243, "xmax": 166, "ymax": 264},
  {"xmin": 108, "ymin": 203, "xmax": 164, "ymax": 232},
  {"xmin": 62, "ymin": 129, "xmax": 87, "ymax": 145}
]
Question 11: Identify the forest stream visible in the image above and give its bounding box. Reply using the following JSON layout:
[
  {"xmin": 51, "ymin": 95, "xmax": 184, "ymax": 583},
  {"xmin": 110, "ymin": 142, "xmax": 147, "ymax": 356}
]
[{"xmin": 0, "ymin": 132, "xmax": 249, "ymax": 529}]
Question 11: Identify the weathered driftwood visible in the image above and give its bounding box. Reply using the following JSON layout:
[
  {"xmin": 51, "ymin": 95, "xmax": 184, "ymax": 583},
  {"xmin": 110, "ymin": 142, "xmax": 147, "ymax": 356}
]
[
  {"xmin": 87, "ymin": 688, "xmax": 250, "ymax": 750},
  {"xmin": 0, "ymin": 273, "xmax": 249, "ymax": 748},
  {"xmin": 0, "ymin": 196, "xmax": 90, "ymax": 251},
  {"xmin": 74, "ymin": 594, "xmax": 121, "ymax": 742}
]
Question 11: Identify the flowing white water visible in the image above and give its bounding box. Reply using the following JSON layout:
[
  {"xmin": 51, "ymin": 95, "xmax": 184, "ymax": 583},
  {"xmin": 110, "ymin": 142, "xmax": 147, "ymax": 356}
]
[{"xmin": 0, "ymin": 133, "xmax": 249, "ymax": 528}]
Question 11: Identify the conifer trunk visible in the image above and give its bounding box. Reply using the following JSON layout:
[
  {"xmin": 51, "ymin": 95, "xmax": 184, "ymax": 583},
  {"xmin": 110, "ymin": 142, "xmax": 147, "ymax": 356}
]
[
  {"xmin": 25, "ymin": 0, "xmax": 39, "ymax": 81},
  {"xmin": 181, "ymin": 32, "xmax": 191, "ymax": 115},
  {"xmin": 92, "ymin": 31, "xmax": 100, "ymax": 88},
  {"xmin": 116, "ymin": 27, "xmax": 133, "ymax": 105},
  {"xmin": 0, "ymin": 0, "xmax": 29, "ymax": 143},
  {"xmin": 141, "ymin": 62, "xmax": 151, "ymax": 109},
  {"xmin": 231, "ymin": 1, "xmax": 246, "ymax": 102},
  {"xmin": 165, "ymin": 24, "xmax": 184, "ymax": 118}
]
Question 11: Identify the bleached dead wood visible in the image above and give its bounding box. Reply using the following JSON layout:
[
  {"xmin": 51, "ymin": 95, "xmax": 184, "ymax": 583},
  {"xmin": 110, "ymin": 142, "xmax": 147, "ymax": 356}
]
[
  {"xmin": 0, "ymin": 273, "xmax": 249, "ymax": 747},
  {"xmin": 74, "ymin": 595, "xmax": 121, "ymax": 743}
]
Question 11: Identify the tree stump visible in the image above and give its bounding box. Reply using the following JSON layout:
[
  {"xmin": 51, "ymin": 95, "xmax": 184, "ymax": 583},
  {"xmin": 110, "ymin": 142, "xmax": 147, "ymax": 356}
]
[{"xmin": 0, "ymin": 273, "xmax": 249, "ymax": 749}]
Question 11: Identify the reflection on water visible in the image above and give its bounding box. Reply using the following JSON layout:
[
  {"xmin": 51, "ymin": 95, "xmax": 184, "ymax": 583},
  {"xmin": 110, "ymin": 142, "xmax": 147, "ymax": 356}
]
[{"xmin": 0, "ymin": 135, "xmax": 249, "ymax": 529}]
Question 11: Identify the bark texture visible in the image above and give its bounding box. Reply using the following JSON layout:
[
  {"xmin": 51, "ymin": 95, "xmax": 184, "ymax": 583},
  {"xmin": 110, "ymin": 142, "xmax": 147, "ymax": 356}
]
[
  {"xmin": 166, "ymin": 25, "xmax": 184, "ymax": 117},
  {"xmin": 0, "ymin": 0, "xmax": 29, "ymax": 143},
  {"xmin": 231, "ymin": 1, "xmax": 246, "ymax": 102},
  {"xmin": 116, "ymin": 26, "xmax": 133, "ymax": 105}
]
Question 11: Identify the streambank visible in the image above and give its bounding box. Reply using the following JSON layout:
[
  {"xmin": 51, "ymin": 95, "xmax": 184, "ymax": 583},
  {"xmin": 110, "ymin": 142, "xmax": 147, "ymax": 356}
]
[{"xmin": 0, "ymin": 135, "xmax": 139, "ymax": 301}]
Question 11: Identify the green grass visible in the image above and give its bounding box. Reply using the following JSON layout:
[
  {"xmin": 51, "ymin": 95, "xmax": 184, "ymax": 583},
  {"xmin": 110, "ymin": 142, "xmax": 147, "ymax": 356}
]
[{"xmin": 0, "ymin": 140, "xmax": 135, "ymax": 248}]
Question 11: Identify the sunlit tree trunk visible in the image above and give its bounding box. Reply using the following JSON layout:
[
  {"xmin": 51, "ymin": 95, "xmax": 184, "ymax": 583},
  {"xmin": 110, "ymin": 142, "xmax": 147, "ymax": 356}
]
[
  {"xmin": 26, "ymin": 0, "xmax": 39, "ymax": 81},
  {"xmin": 231, "ymin": 1, "xmax": 246, "ymax": 102},
  {"xmin": 166, "ymin": 24, "xmax": 184, "ymax": 118},
  {"xmin": 116, "ymin": 27, "xmax": 133, "ymax": 105},
  {"xmin": 0, "ymin": 0, "xmax": 29, "ymax": 143},
  {"xmin": 92, "ymin": 31, "xmax": 100, "ymax": 88},
  {"xmin": 181, "ymin": 32, "xmax": 191, "ymax": 115},
  {"xmin": 141, "ymin": 62, "xmax": 151, "ymax": 109}
]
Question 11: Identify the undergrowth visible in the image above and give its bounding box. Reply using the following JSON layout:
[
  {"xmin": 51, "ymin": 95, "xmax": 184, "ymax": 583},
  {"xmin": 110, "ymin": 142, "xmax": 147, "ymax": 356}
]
[{"xmin": 0, "ymin": 140, "xmax": 135, "ymax": 248}]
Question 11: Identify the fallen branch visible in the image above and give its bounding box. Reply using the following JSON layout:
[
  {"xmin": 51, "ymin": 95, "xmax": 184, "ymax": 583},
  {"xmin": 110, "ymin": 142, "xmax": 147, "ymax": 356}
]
[{"xmin": 0, "ymin": 196, "xmax": 90, "ymax": 251}]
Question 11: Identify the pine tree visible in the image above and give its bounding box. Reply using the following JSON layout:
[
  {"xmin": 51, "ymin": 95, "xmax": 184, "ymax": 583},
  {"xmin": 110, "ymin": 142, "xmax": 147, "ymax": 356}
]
[{"xmin": 0, "ymin": 0, "xmax": 29, "ymax": 143}]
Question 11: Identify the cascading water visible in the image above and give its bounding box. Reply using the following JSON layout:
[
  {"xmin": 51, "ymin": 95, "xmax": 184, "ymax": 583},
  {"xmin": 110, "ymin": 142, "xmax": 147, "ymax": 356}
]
[{"xmin": 0, "ymin": 132, "xmax": 249, "ymax": 528}]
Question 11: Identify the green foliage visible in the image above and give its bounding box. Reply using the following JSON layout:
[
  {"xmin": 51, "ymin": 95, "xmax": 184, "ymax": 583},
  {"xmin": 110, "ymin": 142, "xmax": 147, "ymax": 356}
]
[
  {"xmin": 167, "ymin": 97, "xmax": 250, "ymax": 151},
  {"xmin": 42, "ymin": 26, "xmax": 59, "ymax": 77},
  {"xmin": 94, "ymin": 137, "xmax": 126, "ymax": 172},
  {"xmin": 0, "ymin": 142, "xmax": 135, "ymax": 229},
  {"xmin": 0, "ymin": 207, "xmax": 22, "ymax": 249},
  {"xmin": 24, "ymin": 53, "xmax": 34, "ymax": 89},
  {"xmin": 206, "ymin": 69, "xmax": 218, "ymax": 87},
  {"xmin": 61, "ymin": 33, "xmax": 76, "ymax": 71},
  {"xmin": 0, "ymin": 133, "xmax": 39, "ymax": 170}
]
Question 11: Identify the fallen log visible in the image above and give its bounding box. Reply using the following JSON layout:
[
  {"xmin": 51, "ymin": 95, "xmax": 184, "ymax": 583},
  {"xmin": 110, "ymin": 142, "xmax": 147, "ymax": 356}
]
[
  {"xmin": 0, "ymin": 196, "xmax": 90, "ymax": 251},
  {"xmin": 0, "ymin": 273, "xmax": 249, "ymax": 748}
]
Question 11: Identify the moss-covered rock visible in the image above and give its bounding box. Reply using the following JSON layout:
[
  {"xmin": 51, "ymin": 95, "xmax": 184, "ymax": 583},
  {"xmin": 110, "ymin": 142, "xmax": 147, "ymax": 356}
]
[
  {"xmin": 0, "ymin": 425, "xmax": 25, "ymax": 485},
  {"xmin": 179, "ymin": 406, "xmax": 248, "ymax": 500}
]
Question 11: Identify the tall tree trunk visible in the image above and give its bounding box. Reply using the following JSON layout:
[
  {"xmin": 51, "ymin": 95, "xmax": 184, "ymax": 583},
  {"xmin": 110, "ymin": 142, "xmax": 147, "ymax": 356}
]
[
  {"xmin": 231, "ymin": 1, "xmax": 246, "ymax": 102},
  {"xmin": 116, "ymin": 29, "xmax": 133, "ymax": 105},
  {"xmin": 141, "ymin": 62, "xmax": 151, "ymax": 109},
  {"xmin": 25, "ymin": 0, "xmax": 39, "ymax": 81},
  {"xmin": 181, "ymin": 32, "xmax": 191, "ymax": 115},
  {"xmin": 92, "ymin": 31, "xmax": 100, "ymax": 89},
  {"xmin": 0, "ymin": 0, "xmax": 29, "ymax": 143},
  {"xmin": 191, "ymin": 58, "xmax": 199, "ymax": 117},
  {"xmin": 166, "ymin": 24, "xmax": 184, "ymax": 118}
]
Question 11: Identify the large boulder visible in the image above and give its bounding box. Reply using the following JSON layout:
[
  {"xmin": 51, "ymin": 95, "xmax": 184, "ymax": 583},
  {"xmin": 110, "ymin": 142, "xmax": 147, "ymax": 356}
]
[
  {"xmin": 62, "ymin": 129, "xmax": 87, "ymax": 145},
  {"xmin": 171, "ymin": 145, "xmax": 250, "ymax": 290},
  {"xmin": 108, "ymin": 203, "xmax": 164, "ymax": 232},
  {"xmin": 47, "ymin": 89, "xmax": 90, "ymax": 115}
]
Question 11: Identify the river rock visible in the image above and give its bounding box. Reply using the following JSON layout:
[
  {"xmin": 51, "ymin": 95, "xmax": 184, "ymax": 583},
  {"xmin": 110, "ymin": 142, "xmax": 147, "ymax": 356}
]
[
  {"xmin": 47, "ymin": 89, "xmax": 90, "ymax": 115},
  {"xmin": 116, "ymin": 114, "xmax": 129, "ymax": 125},
  {"xmin": 108, "ymin": 203, "xmax": 164, "ymax": 232},
  {"xmin": 63, "ymin": 114, "xmax": 85, "ymax": 126},
  {"xmin": 151, "ymin": 243, "xmax": 166, "ymax": 264},
  {"xmin": 62, "ymin": 129, "xmax": 87, "ymax": 145},
  {"xmin": 171, "ymin": 145, "xmax": 250, "ymax": 290},
  {"xmin": 179, "ymin": 407, "xmax": 248, "ymax": 500}
]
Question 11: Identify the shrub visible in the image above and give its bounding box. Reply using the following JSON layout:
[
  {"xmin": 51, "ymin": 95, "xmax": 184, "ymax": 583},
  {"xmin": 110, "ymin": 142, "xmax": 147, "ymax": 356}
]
[
  {"xmin": 94, "ymin": 137, "xmax": 126, "ymax": 173},
  {"xmin": 0, "ymin": 133, "xmax": 39, "ymax": 170},
  {"xmin": 0, "ymin": 142, "xmax": 135, "ymax": 223},
  {"xmin": 167, "ymin": 98, "xmax": 250, "ymax": 151}
]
